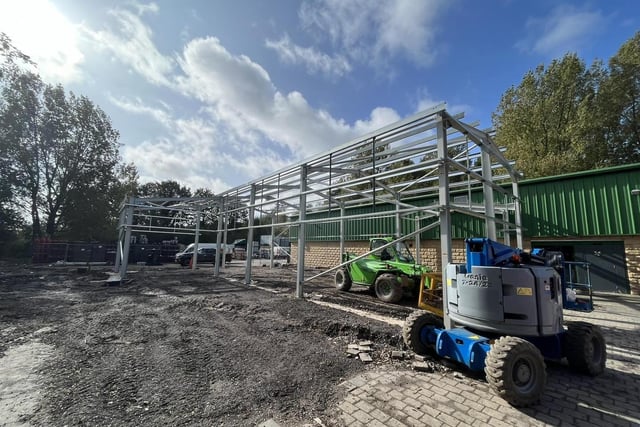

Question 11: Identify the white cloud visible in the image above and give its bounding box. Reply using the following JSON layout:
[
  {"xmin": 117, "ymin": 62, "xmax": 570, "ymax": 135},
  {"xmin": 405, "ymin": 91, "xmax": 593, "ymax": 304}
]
[
  {"xmin": 135, "ymin": 2, "xmax": 159, "ymax": 16},
  {"xmin": 265, "ymin": 34, "xmax": 352, "ymax": 78},
  {"xmin": 353, "ymin": 107, "xmax": 401, "ymax": 135},
  {"xmin": 83, "ymin": 7, "xmax": 174, "ymax": 86},
  {"xmin": 121, "ymin": 118, "xmax": 232, "ymax": 193},
  {"xmin": 176, "ymin": 37, "xmax": 357, "ymax": 158},
  {"xmin": 0, "ymin": 0, "xmax": 85, "ymax": 84},
  {"xmin": 108, "ymin": 95, "xmax": 173, "ymax": 127},
  {"xmin": 90, "ymin": 6, "xmax": 408, "ymax": 192},
  {"xmin": 516, "ymin": 6, "xmax": 607, "ymax": 56},
  {"xmin": 299, "ymin": 0, "xmax": 447, "ymax": 69}
]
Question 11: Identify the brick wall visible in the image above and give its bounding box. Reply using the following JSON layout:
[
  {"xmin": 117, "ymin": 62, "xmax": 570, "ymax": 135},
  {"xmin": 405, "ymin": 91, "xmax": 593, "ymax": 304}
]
[
  {"xmin": 291, "ymin": 236, "xmax": 640, "ymax": 294},
  {"xmin": 625, "ymin": 236, "xmax": 640, "ymax": 295},
  {"xmin": 290, "ymin": 239, "xmax": 467, "ymax": 271}
]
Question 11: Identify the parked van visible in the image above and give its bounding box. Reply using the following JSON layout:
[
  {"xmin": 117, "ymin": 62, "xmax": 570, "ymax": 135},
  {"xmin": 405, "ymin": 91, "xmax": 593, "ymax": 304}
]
[{"xmin": 175, "ymin": 243, "xmax": 234, "ymax": 266}]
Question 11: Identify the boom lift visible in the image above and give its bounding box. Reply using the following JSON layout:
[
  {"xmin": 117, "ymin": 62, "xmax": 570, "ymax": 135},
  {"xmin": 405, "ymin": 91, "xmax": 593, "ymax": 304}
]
[{"xmin": 404, "ymin": 238, "xmax": 606, "ymax": 406}]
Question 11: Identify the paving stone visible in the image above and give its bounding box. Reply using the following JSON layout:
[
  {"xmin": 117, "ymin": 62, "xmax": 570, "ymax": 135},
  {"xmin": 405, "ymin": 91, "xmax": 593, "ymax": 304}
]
[
  {"xmin": 412, "ymin": 361, "xmax": 436, "ymax": 372},
  {"xmin": 354, "ymin": 400, "xmax": 375, "ymax": 414},
  {"xmin": 358, "ymin": 352, "xmax": 373, "ymax": 363},
  {"xmin": 385, "ymin": 417, "xmax": 409, "ymax": 427},
  {"xmin": 352, "ymin": 409, "xmax": 373, "ymax": 424},
  {"xmin": 333, "ymin": 295, "xmax": 640, "ymax": 427},
  {"xmin": 369, "ymin": 408, "xmax": 390, "ymax": 423}
]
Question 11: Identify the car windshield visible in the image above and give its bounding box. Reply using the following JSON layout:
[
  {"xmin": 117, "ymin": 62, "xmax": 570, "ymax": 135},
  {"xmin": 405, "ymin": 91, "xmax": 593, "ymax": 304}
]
[
  {"xmin": 395, "ymin": 241, "xmax": 415, "ymax": 263},
  {"xmin": 371, "ymin": 239, "xmax": 415, "ymax": 263}
]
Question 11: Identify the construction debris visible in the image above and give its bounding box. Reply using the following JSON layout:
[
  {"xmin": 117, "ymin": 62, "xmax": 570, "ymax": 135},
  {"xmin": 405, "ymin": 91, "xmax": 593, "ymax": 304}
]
[
  {"xmin": 346, "ymin": 341, "xmax": 374, "ymax": 363},
  {"xmin": 391, "ymin": 350, "xmax": 407, "ymax": 360}
]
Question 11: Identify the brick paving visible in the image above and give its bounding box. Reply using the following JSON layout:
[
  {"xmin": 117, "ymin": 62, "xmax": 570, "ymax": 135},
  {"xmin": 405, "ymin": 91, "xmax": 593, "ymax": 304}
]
[{"xmin": 333, "ymin": 293, "xmax": 640, "ymax": 427}]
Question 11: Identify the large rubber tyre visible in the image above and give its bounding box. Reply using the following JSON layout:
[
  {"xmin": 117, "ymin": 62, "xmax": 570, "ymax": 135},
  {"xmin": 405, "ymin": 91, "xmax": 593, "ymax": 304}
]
[
  {"xmin": 374, "ymin": 273, "xmax": 403, "ymax": 303},
  {"xmin": 485, "ymin": 336, "xmax": 547, "ymax": 407},
  {"xmin": 334, "ymin": 268, "xmax": 352, "ymax": 292},
  {"xmin": 402, "ymin": 311, "xmax": 443, "ymax": 355},
  {"xmin": 564, "ymin": 321, "xmax": 607, "ymax": 376}
]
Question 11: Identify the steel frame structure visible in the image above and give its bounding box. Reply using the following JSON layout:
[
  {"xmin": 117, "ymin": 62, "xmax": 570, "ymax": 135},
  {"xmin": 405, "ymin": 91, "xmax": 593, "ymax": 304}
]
[{"xmin": 116, "ymin": 103, "xmax": 523, "ymax": 327}]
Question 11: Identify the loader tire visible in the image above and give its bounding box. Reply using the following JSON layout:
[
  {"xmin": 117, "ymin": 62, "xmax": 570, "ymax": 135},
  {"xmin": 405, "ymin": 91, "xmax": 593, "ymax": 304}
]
[
  {"xmin": 374, "ymin": 273, "xmax": 402, "ymax": 303},
  {"xmin": 334, "ymin": 268, "xmax": 352, "ymax": 292},
  {"xmin": 402, "ymin": 311, "xmax": 443, "ymax": 356},
  {"xmin": 485, "ymin": 336, "xmax": 546, "ymax": 407},
  {"xmin": 564, "ymin": 321, "xmax": 606, "ymax": 376}
]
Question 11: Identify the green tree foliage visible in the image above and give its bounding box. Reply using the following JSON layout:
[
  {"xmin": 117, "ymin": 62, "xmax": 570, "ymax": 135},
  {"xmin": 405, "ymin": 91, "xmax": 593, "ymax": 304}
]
[
  {"xmin": 135, "ymin": 180, "xmax": 194, "ymax": 239},
  {"xmin": 494, "ymin": 32, "xmax": 640, "ymax": 178},
  {"xmin": 1, "ymin": 33, "xmax": 137, "ymax": 241},
  {"xmin": 598, "ymin": 32, "xmax": 640, "ymax": 165},
  {"xmin": 493, "ymin": 53, "xmax": 601, "ymax": 178}
]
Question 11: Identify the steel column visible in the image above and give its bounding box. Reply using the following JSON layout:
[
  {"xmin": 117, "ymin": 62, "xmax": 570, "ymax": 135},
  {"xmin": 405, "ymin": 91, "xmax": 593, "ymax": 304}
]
[
  {"xmin": 482, "ymin": 150, "xmax": 497, "ymax": 241},
  {"xmin": 214, "ymin": 210, "xmax": 223, "ymax": 277},
  {"xmin": 296, "ymin": 165, "xmax": 308, "ymax": 298},
  {"xmin": 244, "ymin": 184, "xmax": 256, "ymax": 285},
  {"xmin": 512, "ymin": 180, "xmax": 523, "ymax": 248},
  {"xmin": 192, "ymin": 208, "xmax": 201, "ymax": 269},
  {"xmin": 118, "ymin": 196, "xmax": 134, "ymax": 279},
  {"xmin": 437, "ymin": 115, "xmax": 453, "ymax": 329}
]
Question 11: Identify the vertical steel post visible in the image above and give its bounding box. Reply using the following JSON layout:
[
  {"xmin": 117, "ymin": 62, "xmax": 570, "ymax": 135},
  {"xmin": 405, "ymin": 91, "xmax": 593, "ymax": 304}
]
[
  {"xmin": 244, "ymin": 184, "xmax": 256, "ymax": 285},
  {"xmin": 512, "ymin": 180, "xmax": 523, "ymax": 248},
  {"xmin": 437, "ymin": 115, "xmax": 453, "ymax": 329},
  {"xmin": 482, "ymin": 150, "xmax": 497, "ymax": 241},
  {"xmin": 114, "ymin": 198, "xmax": 127, "ymax": 273},
  {"xmin": 415, "ymin": 216, "xmax": 421, "ymax": 264},
  {"xmin": 395, "ymin": 193, "xmax": 401, "ymax": 237},
  {"xmin": 296, "ymin": 165, "xmax": 307, "ymax": 298},
  {"xmin": 339, "ymin": 204, "xmax": 345, "ymax": 264},
  {"xmin": 270, "ymin": 221, "xmax": 275, "ymax": 269},
  {"xmin": 192, "ymin": 208, "xmax": 201, "ymax": 269},
  {"xmin": 502, "ymin": 210, "xmax": 511, "ymax": 246},
  {"xmin": 118, "ymin": 196, "xmax": 134, "ymax": 279},
  {"xmin": 223, "ymin": 210, "xmax": 229, "ymax": 269},
  {"xmin": 214, "ymin": 209, "xmax": 223, "ymax": 277}
]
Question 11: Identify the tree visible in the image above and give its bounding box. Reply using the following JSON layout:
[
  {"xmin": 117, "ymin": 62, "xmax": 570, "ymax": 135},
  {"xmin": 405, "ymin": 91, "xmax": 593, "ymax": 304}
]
[
  {"xmin": 135, "ymin": 180, "xmax": 194, "ymax": 240},
  {"xmin": 597, "ymin": 31, "xmax": 640, "ymax": 165},
  {"xmin": 1, "ymin": 69, "xmax": 44, "ymax": 237},
  {"xmin": 493, "ymin": 53, "xmax": 603, "ymax": 178},
  {"xmin": 1, "ymin": 33, "xmax": 134, "ymax": 241},
  {"xmin": 0, "ymin": 34, "xmax": 33, "ymax": 238}
]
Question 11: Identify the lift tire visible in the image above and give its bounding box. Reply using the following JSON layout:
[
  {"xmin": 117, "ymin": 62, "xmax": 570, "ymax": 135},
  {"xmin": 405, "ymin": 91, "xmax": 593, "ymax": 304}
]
[
  {"xmin": 374, "ymin": 273, "xmax": 403, "ymax": 303},
  {"xmin": 402, "ymin": 311, "xmax": 443, "ymax": 355},
  {"xmin": 564, "ymin": 321, "xmax": 607, "ymax": 376},
  {"xmin": 485, "ymin": 336, "xmax": 547, "ymax": 407},
  {"xmin": 334, "ymin": 268, "xmax": 352, "ymax": 292}
]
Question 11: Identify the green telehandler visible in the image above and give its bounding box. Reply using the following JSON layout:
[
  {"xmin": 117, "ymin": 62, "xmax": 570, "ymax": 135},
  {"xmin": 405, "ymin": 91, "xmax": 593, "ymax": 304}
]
[{"xmin": 335, "ymin": 236, "xmax": 432, "ymax": 303}]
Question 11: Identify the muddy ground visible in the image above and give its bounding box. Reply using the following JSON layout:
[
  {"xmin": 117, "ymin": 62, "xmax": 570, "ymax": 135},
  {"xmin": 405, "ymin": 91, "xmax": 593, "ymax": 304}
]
[{"xmin": 0, "ymin": 261, "xmax": 424, "ymax": 426}]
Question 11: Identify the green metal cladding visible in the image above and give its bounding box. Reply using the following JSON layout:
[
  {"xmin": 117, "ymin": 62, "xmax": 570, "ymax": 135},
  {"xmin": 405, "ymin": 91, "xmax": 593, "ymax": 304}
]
[
  {"xmin": 290, "ymin": 163, "xmax": 640, "ymax": 241},
  {"xmin": 520, "ymin": 163, "xmax": 640, "ymax": 237}
]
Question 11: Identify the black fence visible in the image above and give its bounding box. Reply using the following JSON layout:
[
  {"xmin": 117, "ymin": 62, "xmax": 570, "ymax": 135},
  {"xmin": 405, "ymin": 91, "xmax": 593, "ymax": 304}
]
[{"xmin": 32, "ymin": 241, "xmax": 180, "ymax": 265}]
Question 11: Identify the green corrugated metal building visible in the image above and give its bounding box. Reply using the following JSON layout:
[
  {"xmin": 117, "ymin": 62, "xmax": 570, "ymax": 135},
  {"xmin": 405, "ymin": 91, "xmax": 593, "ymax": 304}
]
[{"xmin": 291, "ymin": 163, "xmax": 640, "ymax": 294}]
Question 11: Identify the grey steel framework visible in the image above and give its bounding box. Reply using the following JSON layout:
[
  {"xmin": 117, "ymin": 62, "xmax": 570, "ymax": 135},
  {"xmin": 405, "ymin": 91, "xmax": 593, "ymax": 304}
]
[{"xmin": 115, "ymin": 103, "xmax": 523, "ymax": 326}]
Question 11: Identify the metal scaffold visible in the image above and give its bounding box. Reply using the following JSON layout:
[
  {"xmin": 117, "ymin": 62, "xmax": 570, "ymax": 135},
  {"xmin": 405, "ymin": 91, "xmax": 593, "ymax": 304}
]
[{"xmin": 116, "ymin": 103, "xmax": 523, "ymax": 312}]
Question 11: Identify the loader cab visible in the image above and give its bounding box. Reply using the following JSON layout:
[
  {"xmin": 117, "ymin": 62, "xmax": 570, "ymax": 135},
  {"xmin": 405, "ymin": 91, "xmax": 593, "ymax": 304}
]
[{"xmin": 370, "ymin": 238, "xmax": 415, "ymax": 263}]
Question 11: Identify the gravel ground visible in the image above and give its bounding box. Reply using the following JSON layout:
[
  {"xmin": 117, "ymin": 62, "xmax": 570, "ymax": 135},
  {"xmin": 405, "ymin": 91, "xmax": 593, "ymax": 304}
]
[{"xmin": 0, "ymin": 261, "xmax": 415, "ymax": 426}]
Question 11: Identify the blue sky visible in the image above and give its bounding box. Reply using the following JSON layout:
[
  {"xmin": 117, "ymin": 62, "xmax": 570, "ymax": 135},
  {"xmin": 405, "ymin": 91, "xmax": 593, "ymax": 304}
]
[{"xmin": 1, "ymin": 0, "xmax": 638, "ymax": 193}]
